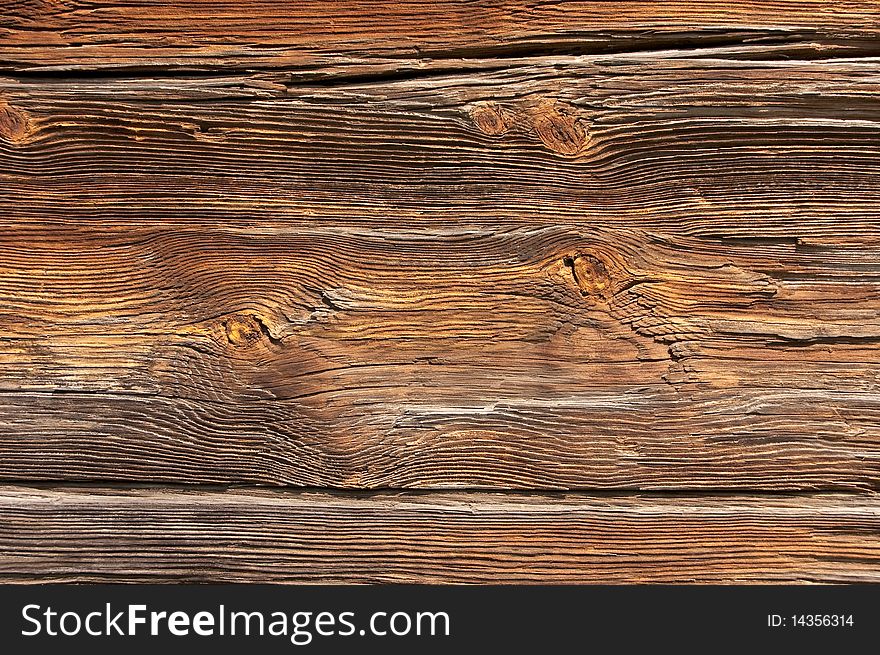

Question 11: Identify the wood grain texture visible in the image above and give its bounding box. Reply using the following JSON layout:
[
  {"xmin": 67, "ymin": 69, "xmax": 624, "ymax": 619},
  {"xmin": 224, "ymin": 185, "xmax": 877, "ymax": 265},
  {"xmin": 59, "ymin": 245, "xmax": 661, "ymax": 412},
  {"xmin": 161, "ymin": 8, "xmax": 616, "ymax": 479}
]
[
  {"xmin": 0, "ymin": 486, "xmax": 877, "ymax": 583},
  {"xmin": 0, "ymin": 57, "xmax": 878, "ymax": 489},
  {"xmin": 2, "ymin": 1, "xmax": 880, "ymax": 73},
  {"xmin": 0, "ymin": 223, "xmax": 878, "ymax": 489},
  {"xmin": 3, "ymin": 58, "xmax": 880, "ymax": 236},
  {"xmin": 1, "ymin": 1, "xmax": 879, "ymax": 583}
]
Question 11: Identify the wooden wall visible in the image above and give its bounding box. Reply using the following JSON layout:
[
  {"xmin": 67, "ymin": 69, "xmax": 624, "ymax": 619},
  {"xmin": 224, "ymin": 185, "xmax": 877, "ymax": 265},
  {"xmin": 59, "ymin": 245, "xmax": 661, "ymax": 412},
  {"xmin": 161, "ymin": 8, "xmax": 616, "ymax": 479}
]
[{"xmin": 1, "ymin": 1, "xmax": 878, "ymax": 582}]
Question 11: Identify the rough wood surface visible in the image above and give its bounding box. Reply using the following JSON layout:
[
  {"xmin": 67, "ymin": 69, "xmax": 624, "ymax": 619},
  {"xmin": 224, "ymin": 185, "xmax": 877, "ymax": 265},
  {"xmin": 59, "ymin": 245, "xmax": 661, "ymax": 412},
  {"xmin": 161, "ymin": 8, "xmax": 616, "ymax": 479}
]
[
  {"xmin": 0, "ymin": 486, "xmax": 877, "ymax": 583},
  {"xmin": 1, "ymin": 58, "xmax": 878, "ymax": 489},
  {"xmin": 3, "ymin": 1, "xmax": 880, "ymax": 72},
  {"xmin": 1, "ymin": 1, "xmax": 879, "ymax": 583},
  {"xmin": 3, "ymin": 58, "xmax": 880, "ymax": 236},
  {"xmin": 0, "ymin": 223, "xmax": 878, "ymax": 489}
]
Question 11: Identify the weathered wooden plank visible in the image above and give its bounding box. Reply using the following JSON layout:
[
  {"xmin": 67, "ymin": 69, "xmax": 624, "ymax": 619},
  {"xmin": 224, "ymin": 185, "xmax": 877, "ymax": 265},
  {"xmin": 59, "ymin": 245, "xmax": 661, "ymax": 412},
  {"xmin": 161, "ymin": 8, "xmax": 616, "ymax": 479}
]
[
  {"xmin": 0, "ymin": 486, "xmax": 877, "ymax": 583},
  {"xmin": 2, "ymin": 59, "xmax": 879, "ymax": 238},
  {"xmin": 2, "ymin": 1, "xmax": 880, "ymax": 72},
  {"xmin": 0, "ymin": 225, "xmax": 877, "ymax": 489}
]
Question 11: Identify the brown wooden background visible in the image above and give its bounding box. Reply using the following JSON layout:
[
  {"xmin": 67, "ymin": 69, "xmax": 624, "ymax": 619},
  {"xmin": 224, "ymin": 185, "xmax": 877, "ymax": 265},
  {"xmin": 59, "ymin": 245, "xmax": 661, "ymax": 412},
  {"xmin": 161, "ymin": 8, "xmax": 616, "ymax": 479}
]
[{"xmin": 1, "ymin": 1, "xmax": 879, "ymax": 583}]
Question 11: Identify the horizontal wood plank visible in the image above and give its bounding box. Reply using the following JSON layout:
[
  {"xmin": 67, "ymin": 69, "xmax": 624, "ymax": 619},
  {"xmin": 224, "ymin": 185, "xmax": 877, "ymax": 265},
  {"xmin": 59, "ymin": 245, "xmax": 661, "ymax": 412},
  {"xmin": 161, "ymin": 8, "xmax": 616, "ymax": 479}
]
[
  {"xmin": 2, "ymin": 1, "xmax": 880, "ymax": 72},
  {"xmin": 0, "ymin": 486, "xmax": 877, "ymax": 583},
  {"xmin": 2, "ymin": 59, "xmax": 879, "ymax": 238},
  {"xmin": 0, "ymin": 224, "xmax": 877, "ymax": 489}
]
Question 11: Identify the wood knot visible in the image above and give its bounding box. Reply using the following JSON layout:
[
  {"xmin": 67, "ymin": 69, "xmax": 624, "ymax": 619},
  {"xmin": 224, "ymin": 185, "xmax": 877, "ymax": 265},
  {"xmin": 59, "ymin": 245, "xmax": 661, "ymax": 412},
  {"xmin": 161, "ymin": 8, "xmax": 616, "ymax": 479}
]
[
  {"xmin": 564, "ymin": 253, "xmax": 613, "ymax": 301},
  {"xmin": 0, "ymin": 102, "xmax": 33, "ymax": 144},
  {"xmin": 529, "ymin": 101, "xmax": 588, "ymax": 156},
  {"xmin": 469, "ymin": 102, "xmax": 510, "ymax": 136},
  {"xmin": 224, "ymin": 314, "xmax": 266, "ymax": 347},
  {"xmin": 468, "ymin": 98, "xmax": 589, "ymax": 156}
]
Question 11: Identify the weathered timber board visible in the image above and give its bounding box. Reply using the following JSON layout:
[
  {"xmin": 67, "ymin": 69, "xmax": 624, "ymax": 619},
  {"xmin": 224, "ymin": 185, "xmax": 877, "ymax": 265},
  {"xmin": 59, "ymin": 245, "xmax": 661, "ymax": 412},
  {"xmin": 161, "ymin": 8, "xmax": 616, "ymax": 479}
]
[
  {"xmin": 0, "ymin": 224, "xmax": 877, "ymax": 488},
  {"xmin": 0, "ymin": 486, "xmax": 878, "ymax": 583},
  {"xmin": 2, "ymin": 1, "xmax": 880, "ymax": 72},
  {"xmin": 2, "ymin": 59, "xmax": 880, "ymax": 237}
]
